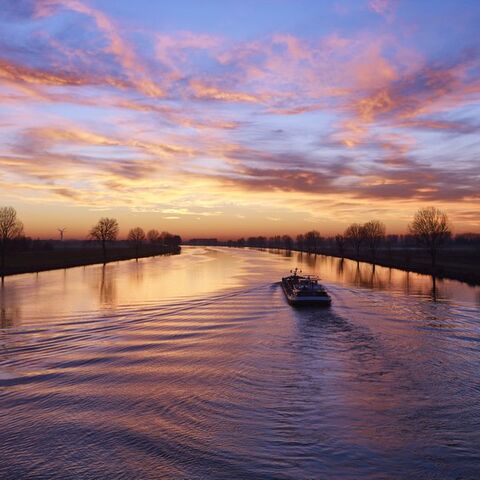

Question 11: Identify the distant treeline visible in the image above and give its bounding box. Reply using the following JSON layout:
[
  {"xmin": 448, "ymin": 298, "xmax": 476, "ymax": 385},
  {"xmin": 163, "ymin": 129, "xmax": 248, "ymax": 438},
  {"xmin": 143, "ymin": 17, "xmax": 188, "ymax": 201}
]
[
  {"xmin": 0, "ymin": 218, "xmax": 182, "ymax": 254},
  {"xmin": 3, "ymin": 205, "xmax": 480, "ymax": 281},
  {"xmin": 188, "ymin": 208, "xmax": 480, "ymax": 282},
  {"xmin": 220, "ymin": 232, "xmax": 480, "ymax": 250},
  {"xmin": 3, "ymin": 234, "xmax": 183, "ymax": 253},
  {"xmin": 0, "ymin": 208, "xmax": 182, "ymax": 276}
]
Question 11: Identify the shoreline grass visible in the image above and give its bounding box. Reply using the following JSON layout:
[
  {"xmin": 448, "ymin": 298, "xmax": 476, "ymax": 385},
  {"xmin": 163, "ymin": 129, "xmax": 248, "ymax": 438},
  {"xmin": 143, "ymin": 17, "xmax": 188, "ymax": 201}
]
[{"xmin": 0, "ymin": 245, "xmax": 181, "ymax": 278}]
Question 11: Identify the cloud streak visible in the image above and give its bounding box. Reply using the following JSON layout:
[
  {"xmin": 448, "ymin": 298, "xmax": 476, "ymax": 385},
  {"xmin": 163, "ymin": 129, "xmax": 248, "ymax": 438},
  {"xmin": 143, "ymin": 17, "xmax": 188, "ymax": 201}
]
[{"xmin": 0, "ymin": 0, "xmax": 479, "ymax": 234}]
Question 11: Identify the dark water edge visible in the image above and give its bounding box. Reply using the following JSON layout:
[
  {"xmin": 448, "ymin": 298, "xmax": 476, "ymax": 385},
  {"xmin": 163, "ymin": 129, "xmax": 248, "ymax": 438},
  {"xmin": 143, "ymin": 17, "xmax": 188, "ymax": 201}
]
[
  {"xmin": 1, "ymin": 247, "xmax": 479, "ymax": 479},
  {"xmin": 0, "ymin": 246, "xmax": 181, "ymax": 277},
  {"xmin": 261, "ymin": 248, "xmax": 480, "ymax": 306},
  {"xmin": 255, "ymin": 246, "xmax": 480, "ymax": 286}
]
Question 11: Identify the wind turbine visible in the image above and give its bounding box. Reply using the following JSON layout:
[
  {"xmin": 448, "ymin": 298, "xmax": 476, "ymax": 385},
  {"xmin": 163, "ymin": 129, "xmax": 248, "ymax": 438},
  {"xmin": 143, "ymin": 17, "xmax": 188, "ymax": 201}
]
[{"xmin": 57, "ymin": 228, "xmax": 66, "ymax": 241}]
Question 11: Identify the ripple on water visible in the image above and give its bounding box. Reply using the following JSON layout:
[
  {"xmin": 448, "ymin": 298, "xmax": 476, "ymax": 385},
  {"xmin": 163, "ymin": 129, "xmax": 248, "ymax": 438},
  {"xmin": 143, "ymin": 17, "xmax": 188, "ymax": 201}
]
[{"xmin": 1, "ymin": 248, "xmax": 480, "ymax": 479}]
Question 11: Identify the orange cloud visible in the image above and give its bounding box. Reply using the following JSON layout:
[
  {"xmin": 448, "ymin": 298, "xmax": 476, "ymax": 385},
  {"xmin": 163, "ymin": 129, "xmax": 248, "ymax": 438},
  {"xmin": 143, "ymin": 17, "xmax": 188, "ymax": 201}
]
[
  {"xmin": 25, "ymin": 127, "xmax": 195, "ymax": 158},
  {"xmin": 0, "ymin": 4, "xmax": 479, "ymax": 235},
  {"xmin": 189, "ymin": 80, "xmax": 265, "ymax": 103},
  {"xmin": 0, "ymin": 58, "xmax": 91, "ymax": 87}
]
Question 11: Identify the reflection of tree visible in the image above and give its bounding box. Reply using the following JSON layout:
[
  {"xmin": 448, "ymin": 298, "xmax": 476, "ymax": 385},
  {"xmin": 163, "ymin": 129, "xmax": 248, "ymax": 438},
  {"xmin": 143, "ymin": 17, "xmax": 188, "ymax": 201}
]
[
  {"xmin": 130, "ymin": 260, "xmax": 144, "ymax": 287},
  {"xmin": 348, "ymin": 261, "xmax": 389, "ymax": 290},
  {"xmin": 353, "ymin": 262, "xmax": 362, "ymax": 286},
  {"xmin": 404, "ymin": 271, "xmax": 410, "ymax": 296},
  {"xmin": 337, "ymin": 258, "xmax": 345, "ymax": 277},
  {"xmin": 0, "ymin": 281, "xmax": 18, "ymax": 329},
  {"xmin": 279, "ymin": 247, "xmax": 474, "ymax": 304},
  {"xmin": 98, "ymin": 264, "xmax": 117, "ymax": 307},
  {"xmin": 387, "ymin": 268, "xmax": 392, "ymax": 288},
  {"xmin": 369, "ymin": 265, "xmax": 376, "ymax": 288},
  {"xmin": 304, "ymin": 253, "xmax": 317, "ymax": 269},
  {"xmin": 0, "ymin": 307, "xmax": 12, "ymax": 329},
  {"xmin": 431, "ymin": 275, "xmax": 437, "ymax": 302}
]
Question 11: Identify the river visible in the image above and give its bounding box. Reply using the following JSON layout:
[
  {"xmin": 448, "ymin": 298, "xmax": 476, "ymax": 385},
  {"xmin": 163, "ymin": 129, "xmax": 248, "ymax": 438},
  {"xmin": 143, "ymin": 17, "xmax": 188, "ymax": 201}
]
[{"xmin": 1, "ymin": 247, "xmax": 479, "ymax": 479}]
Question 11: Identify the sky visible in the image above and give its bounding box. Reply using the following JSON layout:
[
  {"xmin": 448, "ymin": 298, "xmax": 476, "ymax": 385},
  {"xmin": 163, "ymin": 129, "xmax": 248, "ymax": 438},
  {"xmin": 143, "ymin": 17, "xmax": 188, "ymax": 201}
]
[{"xmin": 0, "ymin": 0, "xmax": 479, "ymax": 239}]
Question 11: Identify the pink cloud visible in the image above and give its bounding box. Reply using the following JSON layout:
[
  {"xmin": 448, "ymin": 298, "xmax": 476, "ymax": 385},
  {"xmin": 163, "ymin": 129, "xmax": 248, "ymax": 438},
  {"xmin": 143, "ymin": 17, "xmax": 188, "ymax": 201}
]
[
  {"xmin": 0, "ymin": 1, "xmax": 479, "ymax": 227},
  {"xmin": 189, "ymin": 80, "xmax": 266, "ymax": 104},
  {"xmin": 368, "ymin": 0, "xmax": 397, "ymax": 20}
]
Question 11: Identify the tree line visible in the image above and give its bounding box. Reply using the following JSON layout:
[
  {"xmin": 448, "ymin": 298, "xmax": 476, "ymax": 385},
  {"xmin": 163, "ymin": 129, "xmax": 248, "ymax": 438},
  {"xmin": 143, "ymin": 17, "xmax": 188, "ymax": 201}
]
[
  {"xmin": 88, "ymin": 217, "xmax": 181, "ymax": 261},
  {"xmin": 0, "ymin": 208, "xmax": 181, "ymax": 275},
  {"xmin": 2, "ymin": 205, "xmax": 479, "ymax": 276},
  {"xmin": 224, "ymin": 207, "xmax": 473, "ymax": 274}
]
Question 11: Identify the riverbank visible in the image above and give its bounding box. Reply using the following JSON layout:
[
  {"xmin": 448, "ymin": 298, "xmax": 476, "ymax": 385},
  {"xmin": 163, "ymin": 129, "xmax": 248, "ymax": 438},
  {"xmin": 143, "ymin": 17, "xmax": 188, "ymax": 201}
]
[
  {"xmin": 290, "ymin": 247, "xmax": 480, "ymax": 286},
  {"xmin": 4, "ymin": 243, "xmax": 478, "ymax": 286},
  {"xmin": 0, "ymin": 245, "xmax": 181, "ymax": 277}
]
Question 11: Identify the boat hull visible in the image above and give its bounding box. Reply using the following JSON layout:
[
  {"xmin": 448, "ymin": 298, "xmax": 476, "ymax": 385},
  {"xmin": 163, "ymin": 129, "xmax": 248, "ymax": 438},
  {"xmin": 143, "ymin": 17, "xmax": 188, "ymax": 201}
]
[{"xmin": 281, "ymin": 279, "xmax": 332, "ymax": 307}]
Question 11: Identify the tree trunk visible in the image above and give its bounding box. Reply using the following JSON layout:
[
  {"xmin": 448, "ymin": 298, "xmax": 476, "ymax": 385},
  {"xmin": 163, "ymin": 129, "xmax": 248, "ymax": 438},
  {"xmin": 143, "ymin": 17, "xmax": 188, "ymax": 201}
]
[
  {"xmin": 102, "ymin": 240, "xmax": 106, "ymax": 263},
  {"xmin": 0, "ymin": 242, "xmax": 5, "ymax": 277}
]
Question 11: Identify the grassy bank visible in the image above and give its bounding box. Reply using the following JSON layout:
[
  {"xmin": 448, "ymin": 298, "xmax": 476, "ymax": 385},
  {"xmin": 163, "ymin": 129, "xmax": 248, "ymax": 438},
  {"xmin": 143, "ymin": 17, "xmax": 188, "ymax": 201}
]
[
  {"xmin": 294, "ymin": 246, "xmax": 480, "ymax": 285},
  {"xmin": 0, "ymin": 245, "xmax": 181, "ymax": 277}
]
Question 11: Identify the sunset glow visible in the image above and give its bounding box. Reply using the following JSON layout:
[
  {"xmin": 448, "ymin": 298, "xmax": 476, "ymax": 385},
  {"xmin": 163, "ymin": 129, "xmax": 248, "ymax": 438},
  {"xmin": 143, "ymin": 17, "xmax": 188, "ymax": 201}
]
[{"xmin": 1, "ymin": 0, "xmax": 479, "ymax": 238}]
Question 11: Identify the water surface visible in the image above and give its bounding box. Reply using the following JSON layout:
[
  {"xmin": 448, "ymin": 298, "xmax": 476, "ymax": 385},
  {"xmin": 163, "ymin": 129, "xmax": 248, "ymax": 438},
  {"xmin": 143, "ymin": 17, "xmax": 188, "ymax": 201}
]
[{"xmin": 1, "ymin": 247, "xmax": 479, "ymax": 479}]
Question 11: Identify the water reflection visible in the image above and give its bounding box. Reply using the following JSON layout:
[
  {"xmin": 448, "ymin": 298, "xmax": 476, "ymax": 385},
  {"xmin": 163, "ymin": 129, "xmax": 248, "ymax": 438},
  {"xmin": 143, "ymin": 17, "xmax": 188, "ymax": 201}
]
[
  {"xmin": 336, "ymin": 258, "xmax": 345, "ymax": 277},
  {"xmin": 271, "ymin": 250, "xmax": 478, "ymax": 305},
  {"xmin": 0, "ymin": 247, "xmax": 480, "ymax": 479},
  {"xmin": 97, "ymin": 264, "xmax": 117, "ymax": 307},
  {"xmin": 0, "ymin": 280, "xmax": 20, "ymax": 329},
  {"xmin": 0, "ymin": 283, "xmax": 12, "ymax": 329},
  {"xmin": 129, "ymin": 260, "xmax": 144, "ymax": 287},
  {"xmin": 0, "ymin": 248, "xmax": 246, "ymax": 327},
  {"xmin": 431, "ymin": 275, "xmax": 437, "ymax": 302}
]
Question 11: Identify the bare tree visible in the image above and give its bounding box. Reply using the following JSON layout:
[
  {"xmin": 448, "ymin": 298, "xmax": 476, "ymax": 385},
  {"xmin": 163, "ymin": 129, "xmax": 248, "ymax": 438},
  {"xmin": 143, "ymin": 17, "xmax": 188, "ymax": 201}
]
[
  {"xmin": 409, "ymin": 207, "xmax": 451, "ymax": 272},
  {"xmin": 363, "ymin": 220, "xmax": 386, "ymax": 263},
  {"xmin": 304, "ymin": 230, "xmax": 321, "ymax": 253},
  {"xmin": 0, "ymin": 207, "xmax": 24, "ymax": 275},
  {"xmin": 345, "ymin": 223, "xmax": 364, "ymax": 258},
  {"xmin": 282, "ymin": 235, "xmax": 293, "ymax": 251},
  {"xmin": 147, "ymin": 229, "xmax": 160, "ymax": 244},
  {"xmin": 89, "ymin": 217, "xmax": 119, "ymax": 262},
  {"xmin": 335, "ymin": 234, "xmax": 346, "ymax": 258},
  {"xmin": 296, "ymin": 234, "xmax": 305, "ymax": 251},
  {"xmin": 160, "ymin": 232, "xmax": 181, "ymax": 249},
  {"xmin": 127, "ymin": 227, "xmax": 146, "ymax": 259}
]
